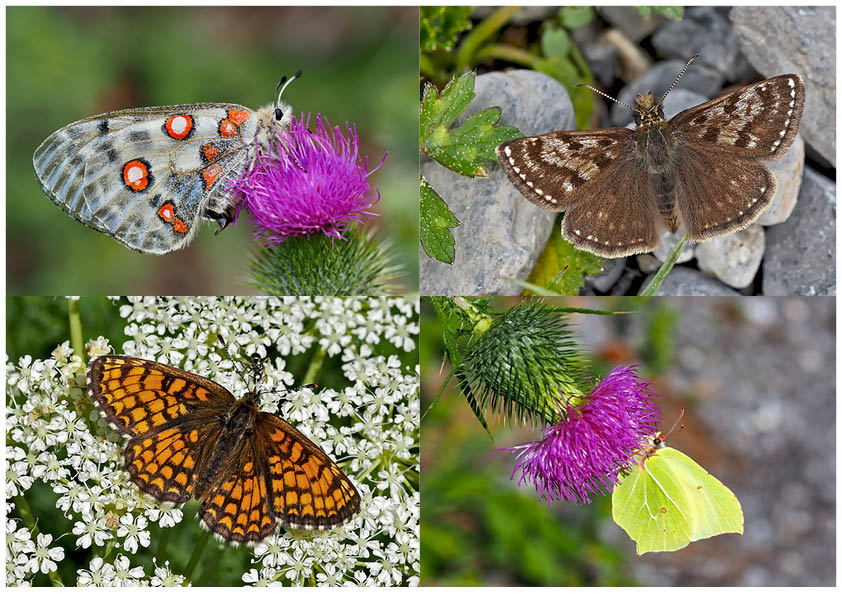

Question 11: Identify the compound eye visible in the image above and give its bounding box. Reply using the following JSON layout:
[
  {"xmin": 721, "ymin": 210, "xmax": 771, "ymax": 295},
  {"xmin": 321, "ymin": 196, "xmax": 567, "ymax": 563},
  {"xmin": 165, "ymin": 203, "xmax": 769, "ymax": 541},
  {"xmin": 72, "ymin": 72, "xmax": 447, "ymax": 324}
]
[
  {"xmin": 274, "ymin": 107, "xmax": 284, "ymax": 121},
  {"xmin": 633, "ymin": 113, "xmax": 642, "ymax": 126},
  {"xmin": 657, "ymin": 106, "xmax": 665, "ymax": 119}
]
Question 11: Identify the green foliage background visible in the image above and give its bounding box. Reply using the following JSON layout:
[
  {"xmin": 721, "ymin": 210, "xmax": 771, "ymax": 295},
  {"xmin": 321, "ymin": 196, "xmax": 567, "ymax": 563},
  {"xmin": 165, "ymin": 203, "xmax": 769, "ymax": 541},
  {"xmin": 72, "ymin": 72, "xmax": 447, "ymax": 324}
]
[{"xmin": 8, "ymin": 6, "xmax": 418, "ymax": 295}]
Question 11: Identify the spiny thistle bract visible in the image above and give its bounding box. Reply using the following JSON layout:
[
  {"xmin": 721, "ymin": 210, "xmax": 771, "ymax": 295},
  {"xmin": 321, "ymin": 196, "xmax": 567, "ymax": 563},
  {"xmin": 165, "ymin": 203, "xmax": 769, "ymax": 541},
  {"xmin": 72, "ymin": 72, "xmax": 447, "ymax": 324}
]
[
  {"xmin": 460, "ymin": 303, "xmax": 589, "ymax": 426},
  {"xmin": 248, "ymin": 227, "xmax": 401, "ymax": 295}
]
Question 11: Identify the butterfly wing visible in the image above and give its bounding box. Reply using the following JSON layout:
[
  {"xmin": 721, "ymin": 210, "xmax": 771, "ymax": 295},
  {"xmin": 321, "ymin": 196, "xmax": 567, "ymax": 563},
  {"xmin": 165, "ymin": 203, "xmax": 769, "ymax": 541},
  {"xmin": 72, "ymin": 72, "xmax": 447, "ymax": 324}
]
[
  {"xmin": 255, "ymin": 412, "xmax": 360, "ymax": 531},
  {"xmin": 498, "ymin": 128, "xmax": 661, "ymax": 257},
  {"xmin": 33, "ymin": 103, "xmax": 256, "ymax": 254},
  {"xmin": 672, "ymin": 142, "xmax": 776, "ymax": 241},
  {"xmin": 669, "ymin": 74, "xmax": 805, "ymax": 160},
  {"xmin": 87, "ymin": 355, "xmax": 235, "ymax": 437},
  {"xmin": 497, "ymin": 128, "xmax": 635, "ymax": 211}
]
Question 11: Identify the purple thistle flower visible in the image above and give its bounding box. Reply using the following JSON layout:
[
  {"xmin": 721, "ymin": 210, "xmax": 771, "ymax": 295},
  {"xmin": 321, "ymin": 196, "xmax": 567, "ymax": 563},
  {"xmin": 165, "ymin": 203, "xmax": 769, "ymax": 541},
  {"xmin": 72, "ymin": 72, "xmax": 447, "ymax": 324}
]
[
  {"xmin": 503, "ymin": 366, "xmax": 661, "ymax": 504},
  {"xmin": 230, "ymin": 113, "xmax": 385, "ymax": 245}
]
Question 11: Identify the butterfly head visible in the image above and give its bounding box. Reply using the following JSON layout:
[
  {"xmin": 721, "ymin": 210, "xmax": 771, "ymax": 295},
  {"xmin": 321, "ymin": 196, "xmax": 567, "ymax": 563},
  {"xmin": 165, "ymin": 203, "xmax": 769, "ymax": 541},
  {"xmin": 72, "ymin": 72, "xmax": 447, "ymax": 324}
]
[
  {"xmin": 633, "ymin": 92, "xmax": 665, "ymax": 130},
  {"xmin": 254, "ymin": 70, "xmax": 302, "ymax": 140}
]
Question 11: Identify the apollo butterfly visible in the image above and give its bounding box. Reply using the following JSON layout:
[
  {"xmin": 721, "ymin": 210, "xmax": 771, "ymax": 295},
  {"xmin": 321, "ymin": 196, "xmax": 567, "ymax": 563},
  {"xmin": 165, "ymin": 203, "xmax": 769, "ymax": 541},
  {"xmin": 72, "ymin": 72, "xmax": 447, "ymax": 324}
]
[{"xmin": 33, "ymin": 72, "xmax": 302, "ymax": 254}]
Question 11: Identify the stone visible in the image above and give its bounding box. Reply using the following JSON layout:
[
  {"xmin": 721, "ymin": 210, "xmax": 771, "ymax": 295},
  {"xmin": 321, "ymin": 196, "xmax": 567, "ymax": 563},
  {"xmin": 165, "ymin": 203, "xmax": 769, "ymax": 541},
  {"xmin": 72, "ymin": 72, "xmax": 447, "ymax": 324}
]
[
  {"xmin": 696, "ymin": 224, "xmax": 765, "ymax": 288},
  {"xmin": 641, "ymin": 266, "xmax": 741, "ymax": 295},
  {"xmin": 651, "ymin": 230, "xmax": 695, "ymax": 263},
  {"xmin": 420, "ymin": 70, "xmax": 572, "ymax": 296},
  {"xmin": 585, "ymin": 256, "xmax": 626, "ymax": 293},
  {"xmin": 758, "ymin": 135, "xmax": 805, "ymax": 226},
  {"xmin": 762, "ymin": 167, "xmax": 836, "ymax": 295},
  {"xmin": 731, "ymin": 6, "xmax": 836, "ymax": 165}
]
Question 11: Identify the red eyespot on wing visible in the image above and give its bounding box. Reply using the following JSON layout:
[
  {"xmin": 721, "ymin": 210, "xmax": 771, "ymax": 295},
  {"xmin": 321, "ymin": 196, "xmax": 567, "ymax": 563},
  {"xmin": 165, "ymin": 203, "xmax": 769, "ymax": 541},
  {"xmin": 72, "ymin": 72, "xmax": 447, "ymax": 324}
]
[
  {"xmin": 157, "ymin": 202, "xmax": 175, "ymax": 222},
  {"xmin": 219, "ymin": 120, "xmax": 237, "ymax": 138},
  {"xmin": 202, "ymin": 142, "xmax": 221, "ymax": 161},
  {"xmin": 164, "ymin": 115, "xmax": 194, "ymax": 140},
  {"xmin": 172, "ymin": 218, "xmax": 188, "ymax": 234},
  {"xmin": 202, "ymin": 163, "xmax": 224, "ymax": 189},
  {"xmin": 123, "ymin": 160, "xmax": 150, "ymax": 191},
  {"xmin": 227, "ymin": 109, "xmax": 250, "ymax": 125}
]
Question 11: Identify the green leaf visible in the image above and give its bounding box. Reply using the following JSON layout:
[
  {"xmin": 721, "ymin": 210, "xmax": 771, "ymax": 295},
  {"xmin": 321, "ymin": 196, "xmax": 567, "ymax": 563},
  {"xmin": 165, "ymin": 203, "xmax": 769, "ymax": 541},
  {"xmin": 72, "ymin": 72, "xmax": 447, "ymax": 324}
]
[
  {"xmin": 524, "ymin": 219, "xmax": 603, "ymax": 296},
  {"xmin": 421, "ymin": 73, "xmax": 522, "ymax": 177},
  {"xmin": 420, "ymin": 175, "xmax": 461, "ymax": 264},
  {"xmin": 559, "ymin": 6, "xmax": 595, "ymax": 29},
  {"xmin": 612, "ymin": 446, "xmax": 744, "ymax": 555},
  {"xmin": 654, "ymin": 6, "xmax": 685, "ymax": 20},
  {"xmin": 540, "ymin": 26, "xmax": 571, "ymax": 58},
  {"xmin": 420, "ymin": 6, "xmax": 474, "ymax": 53},
  {"xmin": 636, "ymin": 6, "xmax": 684, "ymax": 21}
]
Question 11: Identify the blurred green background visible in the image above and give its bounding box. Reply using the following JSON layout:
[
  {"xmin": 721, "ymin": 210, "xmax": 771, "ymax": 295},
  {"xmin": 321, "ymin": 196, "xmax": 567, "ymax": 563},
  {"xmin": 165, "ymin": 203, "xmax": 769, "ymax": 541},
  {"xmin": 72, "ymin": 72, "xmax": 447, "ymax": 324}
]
[
  {"xmin": 420, "ymin": 296, "xmax": 836, "ymax": 586},
  {"xmin": 8, "ymin": 7, "xmax": 418, "ymax": 295}
]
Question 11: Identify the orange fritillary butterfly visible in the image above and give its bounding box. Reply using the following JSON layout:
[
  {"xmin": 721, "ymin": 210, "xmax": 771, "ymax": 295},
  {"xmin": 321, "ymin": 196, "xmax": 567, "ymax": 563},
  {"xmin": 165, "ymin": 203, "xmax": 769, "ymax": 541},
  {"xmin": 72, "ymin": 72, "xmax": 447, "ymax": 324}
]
[{"xmin": 87, "ymin": 354, "xmax": 360, "ymax": 545}]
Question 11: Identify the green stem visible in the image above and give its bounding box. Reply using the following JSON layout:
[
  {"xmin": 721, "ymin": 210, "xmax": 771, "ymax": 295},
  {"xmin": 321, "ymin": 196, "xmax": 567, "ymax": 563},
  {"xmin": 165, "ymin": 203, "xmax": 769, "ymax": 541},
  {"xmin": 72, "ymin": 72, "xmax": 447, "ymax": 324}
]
[
  {"xmin": 156, "ymin": 526, "xmax": 171, "ymax": 562},
  {"xmin": 640, "ymin": 234, "xmax": 689, "ymax": 296},
  {"xmin": 182, "ymin": 530, "xmax": 211, "ymax": 584},
  {"xmin": 455, "ymin": 6, "xmax": 522, "ymax": 72},
  {"xmin": 303, "ymin": 346, "xmax": 326, "ymax": 386},
  {"xmin": 68, "ymin": 298, "xmax": 85, "ymax": 363},
  {"xmin": 475, "ymin": 43, "xmax": 538, "ymax": 68}
]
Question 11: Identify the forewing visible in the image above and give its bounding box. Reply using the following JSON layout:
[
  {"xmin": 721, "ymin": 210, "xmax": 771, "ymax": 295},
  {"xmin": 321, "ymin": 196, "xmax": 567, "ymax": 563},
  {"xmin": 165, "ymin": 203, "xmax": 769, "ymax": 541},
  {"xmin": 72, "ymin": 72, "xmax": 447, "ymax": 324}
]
[
  {"xmin": 33, "ymin": 103, "xmax": 254, "ymax": 253},
  {"xmin": 496, "ymin": 128, "xmax": 635, "ymax": 211},
  {"xmin": 197, "ymin": 438, "xmax": 277, "ymax": 544},
  {"xmin": 673, "ymin": 142, "xmax": 775, "ymax": 241},
  {"xmin": 87, "ymin": 355, "xmax": 235, "ymax": 437},
  {"xmin": 669, "ymin": 74, "xmax": 805, "ymax": 160},
  {"xmin": 124, "ymin": 420, "xmax": 221, "ymax": 504},
  {"xmin": 256, "ymin": 413, "xmax": 360, "ymax": 530}
]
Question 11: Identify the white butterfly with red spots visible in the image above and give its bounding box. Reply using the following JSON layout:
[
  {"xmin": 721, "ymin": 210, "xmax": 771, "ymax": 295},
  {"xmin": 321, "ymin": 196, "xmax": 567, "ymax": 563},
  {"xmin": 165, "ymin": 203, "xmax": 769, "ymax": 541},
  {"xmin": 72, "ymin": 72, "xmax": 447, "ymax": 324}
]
[{"xmin": 33, "ymin": 72, "xmax": 301, "ymax": 254}]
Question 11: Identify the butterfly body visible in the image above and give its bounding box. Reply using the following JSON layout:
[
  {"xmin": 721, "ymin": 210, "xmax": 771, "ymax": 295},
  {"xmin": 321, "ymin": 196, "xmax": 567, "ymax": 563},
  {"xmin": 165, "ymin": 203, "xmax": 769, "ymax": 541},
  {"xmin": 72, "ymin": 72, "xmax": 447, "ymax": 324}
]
[
  {"xmin": 34, "ymin": 89, "xmax": 293, "ymax": 254},
  {"xmin": 88, "ymin": 354, "xmax": 359, "ymax": 545},
  {"xmin": 497, "ymin": 69, "xmax": 806, "ymax": 258}
]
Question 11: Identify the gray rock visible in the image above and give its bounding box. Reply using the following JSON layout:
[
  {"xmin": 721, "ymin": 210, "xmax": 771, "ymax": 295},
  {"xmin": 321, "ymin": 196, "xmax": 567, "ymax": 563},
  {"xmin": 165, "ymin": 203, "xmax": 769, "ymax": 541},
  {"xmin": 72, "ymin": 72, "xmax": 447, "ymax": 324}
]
[
  {"xmin": 730, "ymin": 6, "xmax": 836, "ymax": 166},
  {"xmin": 758, "ymin": 134, "xmax": 805, "ymax": 226},
  {"xmin": 696, "ymin": 223, "xmax": 765, "ymax": 288},
  {"xmin": 762, "ymin": 167, "xmax": 836, "ymax": 295},
  {"xmin": 652, "ymin": 6, "xmax": 744, "ymax": 80},
  {"xmin": 580, "ymin": 39, "xmax": 619, "ymax": 87},
  {"xmin": 420, "ymin": 71, "xmax": 572, "ymax": 296},
  {"xmin": 636, "ymin": 253, "xmax": 662, "ymax": 273},
  {"xmin": 641, "ymin": 266, "xmax": 742, "ymax": 295},
  {"xmin": 585, "ymin": 256, "xmax": 626, "ymax": 293},
  {"xmin": 599, "ymin": 6, "xmax": 665, "ymax": 42},
  {"xmin": 651, "ymin": 230, "xmax": 695, "ymax": 263},
  {"xmin": 611, "ymin": 60, "xmax": 724, "ymax": 126}
]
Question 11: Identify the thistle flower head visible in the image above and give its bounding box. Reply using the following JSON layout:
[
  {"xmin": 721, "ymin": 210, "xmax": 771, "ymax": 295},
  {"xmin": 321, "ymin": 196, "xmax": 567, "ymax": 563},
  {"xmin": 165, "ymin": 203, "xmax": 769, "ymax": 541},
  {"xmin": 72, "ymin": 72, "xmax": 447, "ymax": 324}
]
[
  {"xmin": 230, "ymin": 113, "xmax": 385, "ymax": 245},
  {"xmin": 504, "ymin": 366, "xmax": 661, "ymax": 504}
]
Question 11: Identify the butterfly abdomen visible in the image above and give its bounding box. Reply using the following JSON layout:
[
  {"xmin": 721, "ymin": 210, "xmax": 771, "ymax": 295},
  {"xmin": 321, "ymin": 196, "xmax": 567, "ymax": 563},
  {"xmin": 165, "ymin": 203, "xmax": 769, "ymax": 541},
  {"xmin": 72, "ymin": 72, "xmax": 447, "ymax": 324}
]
[{"xmin": 638, "ymin": 125, "xmax": 680, "ymax": 232}]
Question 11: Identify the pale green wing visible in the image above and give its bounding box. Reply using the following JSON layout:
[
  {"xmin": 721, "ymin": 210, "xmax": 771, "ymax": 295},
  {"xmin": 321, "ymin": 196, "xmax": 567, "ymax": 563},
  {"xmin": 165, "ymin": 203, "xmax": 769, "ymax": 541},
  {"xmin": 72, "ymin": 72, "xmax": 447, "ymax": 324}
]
[{"xmin": 612, "ymin": 446, "xmax": 743, "ymax": 555}]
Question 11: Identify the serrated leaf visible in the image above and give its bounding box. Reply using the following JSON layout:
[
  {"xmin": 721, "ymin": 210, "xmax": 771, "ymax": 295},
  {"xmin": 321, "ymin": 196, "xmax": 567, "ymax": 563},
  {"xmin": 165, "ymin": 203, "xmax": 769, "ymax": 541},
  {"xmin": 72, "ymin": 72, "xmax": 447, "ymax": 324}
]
[
  {"xmin": 524, "ymin": 219, "xmax": 603, "ymax": 296},
  {"xmin": 420, "ymin": 73, "xmax": 476, "ymax": 143},
  {"xmin": 421, "ymin": 73, "xmax": 522, "ymax": 177},
  {"xmin": 420, "ymin": 6, "xmax": 474, "ymax": 53},
  {"xmin": 540, "ymin": 26, "xmax": 571, "ymax": 58},
  {"xmin": 420, "ymin": 175, "xmax": 460, "ymax": 264},
  {"xmin": 559, "ymin": 6, "xmax": 595, "ymax": 29}
]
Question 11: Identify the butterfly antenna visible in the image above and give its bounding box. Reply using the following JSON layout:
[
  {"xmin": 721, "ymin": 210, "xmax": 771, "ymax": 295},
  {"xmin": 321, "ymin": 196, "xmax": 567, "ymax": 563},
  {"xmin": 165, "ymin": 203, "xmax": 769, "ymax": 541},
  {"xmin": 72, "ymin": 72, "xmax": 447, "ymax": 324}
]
[
  {"xmin": 276, "ymin": 70, "xmax": 303, "ymax": 106},
  {"xmin": 659, "ymin": 54, "xmax": 700, "ymax": 105},
  {"xmin": 576, "ymin": 83, "xmax": 634, "ymax": 111},
  {"xmin": 656, "ymin": 407, "xmax": 686, "ymax": 446}
]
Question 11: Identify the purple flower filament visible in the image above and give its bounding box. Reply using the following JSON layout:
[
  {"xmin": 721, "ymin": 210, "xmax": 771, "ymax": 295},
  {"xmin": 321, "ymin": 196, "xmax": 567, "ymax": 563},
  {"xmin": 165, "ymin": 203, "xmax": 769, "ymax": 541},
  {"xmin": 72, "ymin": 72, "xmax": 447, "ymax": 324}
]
[
  {"xmin": 504, "ymin": 366, "xmax": 662, "ymax": 504},
  {"xmin": 231, "ymin": 113, "xmax": 385, "ymax": 245}
]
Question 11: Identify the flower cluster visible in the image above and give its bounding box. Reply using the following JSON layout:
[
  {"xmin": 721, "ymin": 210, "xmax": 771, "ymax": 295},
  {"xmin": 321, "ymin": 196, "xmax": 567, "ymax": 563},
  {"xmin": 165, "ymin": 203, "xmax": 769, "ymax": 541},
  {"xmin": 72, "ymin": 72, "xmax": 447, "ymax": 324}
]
[
  {"xmin": 6, "ymin": 296, "xmax": 419, "ymax": 586},
  {"xmin": 230, "ymin": 113, "xmax": 385, "ymax": 245},
  {"xmin": 504, "ymin": 366, "xmax": 661, "ymax": 504}
]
